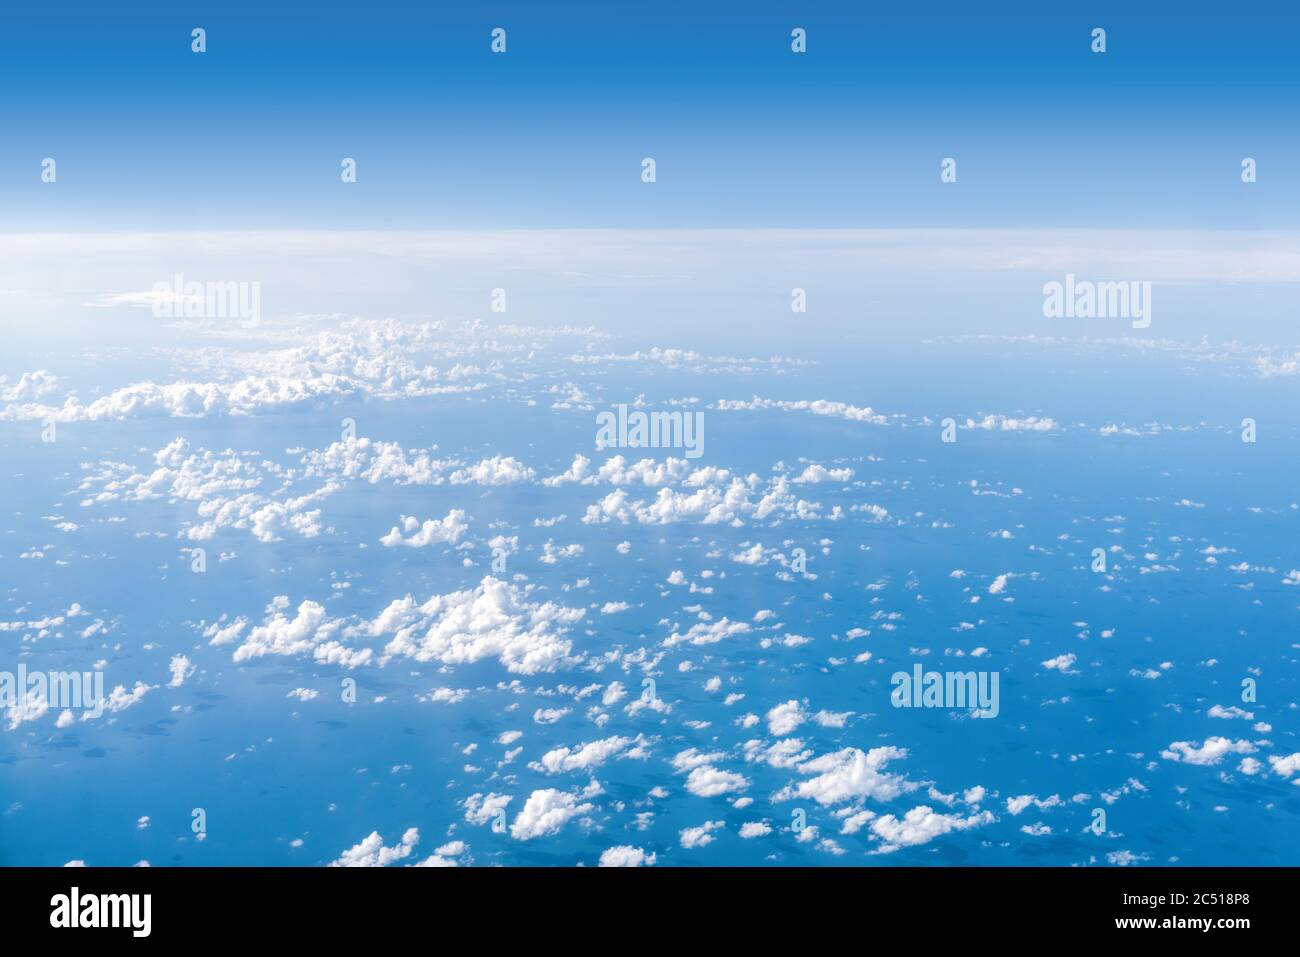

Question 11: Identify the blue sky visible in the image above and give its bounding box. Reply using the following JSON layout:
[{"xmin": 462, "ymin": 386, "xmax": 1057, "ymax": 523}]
[{"xmin": 2, "ymin": 0, "xmax": 1297, "ymax": 229}]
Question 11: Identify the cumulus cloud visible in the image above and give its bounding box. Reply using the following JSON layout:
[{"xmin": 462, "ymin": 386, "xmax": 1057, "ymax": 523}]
[
  {"xmin": 229, "ymin": 596, "xmax": 371, "ymax": 669},
  {"xmin": 664, "ymin": 617, "xmax": 751, "ymax": 647},
  {"xmin": 463, "ymin": 792, "xmax": 513, "ymax": 826},
  {"xmin": 1006, "ymin": 794, "xmax": 1062, "ymax": 816},
  {"xmin": 1041, "ymin": 653, "xmax": 1078, "ymax": 673},
  {"xmin": 791, "ymin": 464, "xmax": 854, "ymax": 484},
  {"xmin": 963, "ymin": 415, "xmax": 1057, "ymax": 433},
  {"xmin": 510, "ymin": 787, "xmax": 596, "ymax": 840},
  {"xmin": 366, "ymin": 577, "xmax": 585, "ymax": 674},
  {"xmin": 715, "ymin": 397, "xmax": 892, "ymax": 426},
  {"xmin": 1160, "ymin": 737, "xmax": 1258, "ymax": 766},
  {"xmin": 167, "ymin": 654, "xmax": 195, "ymax": 688},
  {"xmin": 870, "ymin": 806, "xmax": 995, "ymax": 853},
  {"xmin": 684, "ymin": 765, "xmax": 749, "ymax": 797},
  {"xmin": 449, "ymin": 456, "xmax": 535, "ymax": 486},
  {"xmin": 1, "ymin": 318, "xmax": 489, "ymax": 423},
  {"xmin": 331, "ymin": 827, "xmax": 420, "ymax": 867},
  {"xmin": 766, "ymin": 699, "xmax": 808, "ymax": 737},
  {"xmin": 581, "ymin": 476, "xmax": 838, "ymax": 527},
  {"xmin": 679, "ymin": 820, "xmax": 725, "ymax": 849},
  {"xmin": 1268, "ymin": 753, "xmax": 1300, "ymax": 779},
  {"xmin": 379, "ymin": 510, "xmax": 469, "ymax": 548},
  {"xmin": 534, "ymin": 735, "xmax": 644, "ymax": 774},
  {"xmin": 776, "ymin": 746, "xmax": 914, "ymax": 806},
  {"xmin": 598, "ymin": 845, "xmax": 656, "ymax": 867}
]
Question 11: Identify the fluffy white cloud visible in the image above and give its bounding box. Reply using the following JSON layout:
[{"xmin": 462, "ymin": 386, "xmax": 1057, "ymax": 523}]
[
  {"xmin": 1006, "ymin": 794, "xmax": 1062, "ymax": 816},
  {"xmin": 963, "ymin": 415, "xmax": 1057, "ymax": 433},
  {"xmin": 581, "ymin": 475, "xmax": 837, "ymax": 527},
  {"xmin": 167, "ymin": 655, "xmax": 195, "ymax": 688},
  {"xmin": 1161, "ymin": 737, "xmax": 1258, "ymax": 766},
  {"xmin": 5, "ymin": 690, "xmax": 49, "ymax": 730},
  {"xmin": 791, "ymin": 464, "xmax": 853, "ymax": 484},
  {"xmin": 81, "ymin": 681, "xmax": 157, "ymax": 721},
  {"xmin": 1041, "ymin": 653, "xmax": 1077, "ymax": 673},
  {"xmin": 229, "ymin": 596, "xmax": 371, "ymax": 669},
  {"xmin": 715, "ymin": 397, "xmax": 892, "ymax": 426},
  {"xmin": 664, "ymin": 618, "xmax": 751, "ymax": 647},
  {"xmin": 463, "ymin": 792, "xmax": 513, "ymax": 826},
  {"xmin": 510, "ymin": 788, "xmax": 595, "ymax": 840},
  {"xmin": 766, "ymin": 699, "xmax": 808, "ymax": 737},
  {"xmin": 679, "ymin": 820, "xmax": 724, "ymax": 849},
  {"xmin": 598, "ymin": 845, "xmax": 656, "ymax": 867},
  {"xmin": 379, "ymin": 510, "xmax": 469, "ymax": 548},
  {"xmin": 449, "ymin": 456, "xmax": 535, "ymax": 486},
  {"xmin": 1267, "ymin": 753, "xmax": 1300, "ymax": 778},
  {"xmin": 776, "ymin": 746, "xmax": 913, "ymax": 806},
  {"xmin": 368, "ymin": 577, "xmax": 585, "ymax": 675},
  {"xmin": 535, "ymin": 736, "xmax": 641, "ymax": 774},
  {"xmin": 870, "ymin": 806, "xmax": 995, "ymax": 853},
  {"xmin": 2, "ymin": 318, "xmax": 489, "ymax": 423},
  {"xmin": 684, "ymin": 765, "xmax": 749, "ymax": 797},
  {"xmin": 331, "ymin": 827, "xmax": 420, "ymax": 867}
]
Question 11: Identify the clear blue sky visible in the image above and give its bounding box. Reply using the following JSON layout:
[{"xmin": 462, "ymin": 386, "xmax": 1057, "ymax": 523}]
[{"xmin": 1, "ymin": 0, "xmax": 1296, "ymax": 229}]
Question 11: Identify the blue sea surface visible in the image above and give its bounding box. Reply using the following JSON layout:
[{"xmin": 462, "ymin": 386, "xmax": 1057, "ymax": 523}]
[{"xmin": 2, "ymin": 328, "xmax": 1297, "ymax": 867}]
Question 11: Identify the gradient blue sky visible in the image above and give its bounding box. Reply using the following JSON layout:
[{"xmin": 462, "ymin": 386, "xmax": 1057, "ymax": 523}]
[{"xmin": 2, "ymin": 0, "xmax": 1296, "ymax": 230}]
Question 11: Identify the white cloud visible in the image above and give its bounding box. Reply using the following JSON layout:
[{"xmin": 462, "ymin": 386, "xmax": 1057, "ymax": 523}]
[
  {"xmin": 1006, "ymin": 794, "xmax": 1062, "ymax": 816},
  {"xmin": 167, "ymin": 654, "xmax": 195, "ymax": 688},
  {"xmin": 679, "ymin": 820, "xmax": 724, "ymax": 849},
  {"xmin": 791, "ymin": 464, "xmax": 854, "ymax": 484},
  {"xmin": 684, "ymin": 765, "xmax": 749, "ymax": 797},
  {"xmin": 870, "ymin": 805, "xmax": 995, "ymax": 854},
  {"xmin": 535, "ymin": 736, "xmax": 640, "ymax": 774},
  {"xmin": 1267, "ymin": 753, "xmax": 1300, "ymax": 778},
  {"xmin": 1041, "ymin": 653, "xmax": 1078, "ymax": 673},
  {"xmin": 1160, "ymin": 737, "xmax": 1257, "ymax": 766},
  {"xmin": 366, "ymin": 577, "xmax": 585, "ymax": 674},
  {"xmin": 776, "ymin": 746, "xmax": 913, "ymax": 806},
  {"xmin": 449, "ymin": 456, "xmax": 535, "ymax": 486},
  {"xmin": 766, "ymin": 699, "xmax": 807, "ymax": 737},
  {"xmin": 463, "ymin": 792, "xmax": 513, "ymax": 826},
  {"xmin": 598, "ymin": 845, "xmax": 656, "ymax": 867},
  {"xmin": 510, "ymin": 787, "xmax": 595, "ymax": 840},
  {"xmin": 229, "ymin": 596, "xmax": 371, "ymax": 669},
  {"xmin": 379, "ymin": 510, "xmax": 469, "ymax": 548},
  {"xmin": 331, "ymin": 827, "xmax": 420, "ymax": 867}
]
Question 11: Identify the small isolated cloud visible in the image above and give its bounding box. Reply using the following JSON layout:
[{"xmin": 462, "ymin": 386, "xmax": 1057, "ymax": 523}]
[
  {"xmin": 1160, "ymin": 737, "xmax": 1257, "ymax": 766},
  {"xmin": 331, "ymin": 827, "xmax": 420, "ymax": 867},
  {"xmin": 379, "ymin": 510, "xmax": 469, "ymax": 548},
  {"xmin": 598, "ymin": 845, "xmax": 656, "ymax": 867}
]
